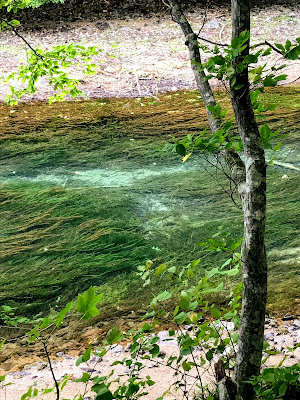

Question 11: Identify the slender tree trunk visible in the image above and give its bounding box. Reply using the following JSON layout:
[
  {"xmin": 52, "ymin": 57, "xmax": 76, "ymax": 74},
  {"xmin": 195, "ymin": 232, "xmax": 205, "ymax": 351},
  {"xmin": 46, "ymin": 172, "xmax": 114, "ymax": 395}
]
[
  {"xmin": 168, "ymin": 1, "xmax": 267, "ymax": 398},
  {"xmin": 168, "ymin": 0, "xmax": 222, "ymax": 133},
  {"xmin": 168, "ymin": 0, "xmax": 245, "ymax": 184},
  {"xmin": 230, "ymin": 1, "xmax": 268, "ymax": 399}
]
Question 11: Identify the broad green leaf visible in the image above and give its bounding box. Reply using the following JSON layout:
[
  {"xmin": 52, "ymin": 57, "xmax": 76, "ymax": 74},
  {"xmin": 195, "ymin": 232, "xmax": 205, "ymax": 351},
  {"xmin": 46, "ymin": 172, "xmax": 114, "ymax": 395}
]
[
  {"xmin": 182, "ymin": 360, "xmax": 192, "ymax": 371},
  {"xmin": 174, "ymin": 312, "xmax": 188, "ymax": 325},
  {"xmin": 155, "ymin": 263, "xmax": 167, "ymax": 276},
  {"xmin": 76, "ymin": 287, "xmax": 102, "ymax": 320},
  {"xmin": 55, "ymin": 301, "xmax": 72, "ymax": 327},
  {"xmin": 73, "ymin": 372, "xmax": 90, "ymax": 383},
  {"xmin": 92, "ymin": 383, "xmax": 113, "ymax": 400},
  {"xmin": 176, "ymin": 143, "xmax": 186, "ymax": 156},
  {"xmin": 211, "ymin": 309, "xmax": 221, "ymax": 319},
  {"xmin": 206, "ymin": 350, "xmax": 213, "ymax": 361},
  {"xmin": 107, "ymin": 326, "xmax": 122, "ymax": 345}
]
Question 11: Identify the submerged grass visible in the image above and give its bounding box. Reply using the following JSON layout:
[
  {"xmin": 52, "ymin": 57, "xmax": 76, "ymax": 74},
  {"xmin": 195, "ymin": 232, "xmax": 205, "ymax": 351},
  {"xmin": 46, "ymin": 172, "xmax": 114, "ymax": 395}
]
[{"xmin": 0, "ymin": 86, "xmax": 299, "ymax": 319}]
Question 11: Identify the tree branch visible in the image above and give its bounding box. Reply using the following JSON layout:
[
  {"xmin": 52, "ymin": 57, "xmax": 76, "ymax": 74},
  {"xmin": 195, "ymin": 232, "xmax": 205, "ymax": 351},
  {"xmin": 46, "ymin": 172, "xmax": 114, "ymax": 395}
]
[
  {"xmin": 0, "ymin": 18, "xmax": 43, "ymax": 59},
  {"xmin": 42, "ymin": 341, "xmax": 60, "ymax": 400},
  {"xmin": 197, "ymin": 35, "xmax": 228, "ymax": 47}
]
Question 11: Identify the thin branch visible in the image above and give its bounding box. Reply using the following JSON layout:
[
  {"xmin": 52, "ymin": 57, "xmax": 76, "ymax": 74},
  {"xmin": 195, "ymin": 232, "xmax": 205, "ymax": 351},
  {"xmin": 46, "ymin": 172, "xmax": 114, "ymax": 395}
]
[
  {"xmin": 196, "ymin": 0, "xmax": 209, "ymax": 37},
  {"xmin": 279, "ymin": 75, "xmax": 300, "ymax": 85},
  {"xmin": 42, "ymin": 341, "xmax": 60, "ymax": 400},
  {"xmin": 252, "ymin": 40, "xmax": 283, "ymax": 56},
  {"xmin": 197, "ymin": 35, "xmax": 228, "ymax": 47},
  {"xmin": 0, "ymin": 18, "xmax": 43, "ymax": 59}
]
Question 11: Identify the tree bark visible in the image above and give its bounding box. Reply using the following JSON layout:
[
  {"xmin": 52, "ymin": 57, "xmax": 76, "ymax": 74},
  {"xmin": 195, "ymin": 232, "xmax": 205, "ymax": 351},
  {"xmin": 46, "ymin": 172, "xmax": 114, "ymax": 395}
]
[
  {"xmin": 168, "ymin": 0, "xmax": 245, "ymax": 185},
  {"xmin": 168, "ymin": 0, "xmax": 222, "ymax": 133},
  {"xmin": 230, "ymin": 1, "xmax": 268, "ymax": 399}
]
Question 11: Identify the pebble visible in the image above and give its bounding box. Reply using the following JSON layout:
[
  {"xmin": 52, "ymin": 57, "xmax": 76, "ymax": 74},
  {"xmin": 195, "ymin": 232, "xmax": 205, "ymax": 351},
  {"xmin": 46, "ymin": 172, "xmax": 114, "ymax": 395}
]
[
  {"xmin": 282, "ymin": 313, "xmax": 293, "ymax": 321},
  {"xmin": 264, "ymin": 332, "xmax": 274, "ymax": 341},
  {"xmin": 207, "ymin": 19, "xmax": 220, "ymax": 29},
  {"xmin": 294, "ymin": 319, "xmax": 300, "ymax": 328},
  {"xmin": 110, "ymin": 344, "xmax": 124, "ymax": 354}
]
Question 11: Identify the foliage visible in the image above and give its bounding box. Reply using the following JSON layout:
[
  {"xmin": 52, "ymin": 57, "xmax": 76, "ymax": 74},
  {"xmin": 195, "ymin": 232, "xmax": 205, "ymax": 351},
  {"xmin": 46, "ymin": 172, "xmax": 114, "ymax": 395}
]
[
  {"xmin": 0, "ymin": 0, "xmax": 64, "ymax": 12},
  {"xmin": 248, "ymin": 362, "xmax": 300, "ymax": 399},
  {"xmin": 2, "ymin": 43, "xmax": 100, "ymax": 104},
  {"xmin": 0, "ymin": 305, "xmax": 33, "ymax": 326}
]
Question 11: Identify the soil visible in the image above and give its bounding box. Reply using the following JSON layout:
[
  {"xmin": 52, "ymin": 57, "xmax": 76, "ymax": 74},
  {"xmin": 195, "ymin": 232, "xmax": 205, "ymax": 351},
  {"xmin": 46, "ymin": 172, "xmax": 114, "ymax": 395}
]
[{"xmin": 0, "ymin": 4, "xmax": 299, "ymax": 102}]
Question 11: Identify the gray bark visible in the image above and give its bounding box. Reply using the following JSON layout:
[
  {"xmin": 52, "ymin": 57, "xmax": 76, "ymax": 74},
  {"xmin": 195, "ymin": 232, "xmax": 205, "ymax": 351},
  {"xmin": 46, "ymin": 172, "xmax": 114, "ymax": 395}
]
[
  {"xmin": 168, "ymin": 0, "xmax": 222, "ymax": 133},
  {"xmin": 168, "ymin": 0, "xmax": 245, "ymax": 185},
  {"xmin": 168, "ymin": 1, "xmax": 268, "ymax": 399},
  {"xmin": 230, "ymin": 1, "xmax": 268, "ymax": 399}
]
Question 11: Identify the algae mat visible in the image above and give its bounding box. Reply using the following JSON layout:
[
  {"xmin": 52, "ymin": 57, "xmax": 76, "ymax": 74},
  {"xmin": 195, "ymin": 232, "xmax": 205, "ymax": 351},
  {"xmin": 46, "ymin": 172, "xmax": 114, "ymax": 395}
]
[{"xmin": 0, "ymin": 88, "xmax": 299, "ymax": 319}]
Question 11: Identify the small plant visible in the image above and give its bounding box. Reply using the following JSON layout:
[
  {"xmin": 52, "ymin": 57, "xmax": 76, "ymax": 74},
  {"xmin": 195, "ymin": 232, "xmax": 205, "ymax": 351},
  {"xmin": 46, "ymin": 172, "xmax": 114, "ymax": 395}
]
[{"xmin": 248, "ymin": 362, "xmax": 300, "ymax": 399}]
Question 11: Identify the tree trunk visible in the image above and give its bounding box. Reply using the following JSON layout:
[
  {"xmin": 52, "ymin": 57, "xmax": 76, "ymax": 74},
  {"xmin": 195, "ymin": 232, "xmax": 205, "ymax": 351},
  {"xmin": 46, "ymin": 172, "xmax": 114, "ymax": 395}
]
[
  {"xmin": 168, "ymin": 0, "xmax": 222, "ymax": 133},
  {"xmin": 230, "ymin": 1, "xmax": 268, "ymax": 399},
  {"xmin": 168, "ymin": 1, "xmax": 267, "ymax": 398}
]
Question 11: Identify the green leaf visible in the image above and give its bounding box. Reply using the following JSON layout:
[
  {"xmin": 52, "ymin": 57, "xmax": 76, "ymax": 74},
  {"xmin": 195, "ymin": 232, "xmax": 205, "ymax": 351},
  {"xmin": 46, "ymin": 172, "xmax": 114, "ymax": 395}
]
[
  {"xmin": 176, "ymin": 143, "xmax": 186, "ymax": 156},
  {"xmin": 212, "ymin": 56, "xmax": 225, "ymax": 65},
  {"xmin": 73, "ymin": 372, "xmax": 90, "ymax": 383},
  {"xmin": 278, "ymin": 382, "xmax": 287, "ymax": 396},
  {"xmin": 174, "ymin": 312, "xmax": 188, "ymax": 325},
  {"xmin": 211, "ymin": 309, "xmax": 221, "ymax": 319},
  {"xmin": 92, "ymin": 383, "xmax": 113, "ymax": 400},
  {"xmin": 153, "ymin": 290, "xmax": 171, "ymax": 304},
  {"xmin": 0, "ymin": 339, "xmax": 5, "ymax": 351},
  {"xmin": 273, "ymin": 142, "xmax": 282, "ymax": 151},
  {"xmin": 107, "ymin": 326, "xmax": 122, "ymax": 345},
  {"xmin": 155, "ymin": 263, "xmax": 167, "ymax": 276},
  {"xmin": 0, "ymin": 375, "xmax": 5, "ymax": 382},
  {"xmin": 263, "ymin": 76, "xmax": 277, "ymax": 87},
  {"xmin": 206, "ymin": 350, "xmax": 213, "ymax": 361},
  {"xmin": 55, "ymin": 301, "xmax": 72, "ymax": 327},
  {"xmin": 182, "ymin": 360, "xmax": 192, "ymax": 371},
  {"xmin": 179, "ymin": 296, "xmax": 189, "ymax": 310},
  {"xmin": 285, "ymin": 47, "xmax": 300, "ymax": 60},
  {"xmin": 76, "ymin": 286, "xmax": 102, "ymax": 320}
]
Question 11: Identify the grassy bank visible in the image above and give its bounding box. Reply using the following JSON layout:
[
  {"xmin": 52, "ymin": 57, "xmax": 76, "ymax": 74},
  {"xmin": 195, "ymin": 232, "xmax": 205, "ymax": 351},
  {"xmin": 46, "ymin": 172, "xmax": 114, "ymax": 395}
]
[{"xmin": 0, "ymin": 86, "xmax": 299, "ymax": 321}]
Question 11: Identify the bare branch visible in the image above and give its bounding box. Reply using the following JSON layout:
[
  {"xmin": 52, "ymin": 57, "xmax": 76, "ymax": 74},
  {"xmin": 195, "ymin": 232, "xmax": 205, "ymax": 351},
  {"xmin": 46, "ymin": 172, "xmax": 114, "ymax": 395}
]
[
  {"xmin": 197, "ymin": 35, "xmax": 228, "ymax": 47},
  {"xmin": 42, "ymin": 341, "xmax": 60, "ymax": 400},
  {"xmin": 0, "ymin": 19, "xmax": 43, "ymax": 59}
]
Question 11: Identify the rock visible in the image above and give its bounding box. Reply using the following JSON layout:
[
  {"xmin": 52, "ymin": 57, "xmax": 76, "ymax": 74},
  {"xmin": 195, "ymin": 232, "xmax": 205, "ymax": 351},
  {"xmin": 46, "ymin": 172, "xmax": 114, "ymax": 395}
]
[
  {"xmin": 270, "ymin": 320, "xmax": 278, "ymax": 328},
  {"xmin": 157, "ymin": 331, "xmax": 178, "ymax": 345},
  {"xmin": 207, "ymin": 19, "xmax": 220, "ymax": 29},
  {"xmin": 264, "ymin": 332, "xmax": 274, "ymax": 341},
  {"xmin": 293, "ymin": 319, "xmax": 300, "ymax": 328},
  {"xmin": 282, "ymin": 313, "xmax": 293, "ymax": 321},
  {"xmin": 81, "ymin": 367, "xmax": 97, "ymax": 373},
  {"xmin": 110, "ymin": 344, "xmax": 124, "ymax": 354},
  {"xmin": 217, "ymin": 321, "xmax": 235, "ymax": 332},
  {"xmin": 90, "ymin": 355, "xmax": 103, "ymax": 363},
  {"xmin": 184, "ymin": 324, "xmax": 193, "ymax": 331},
  {"xmin": 95, "ymin": 21, "xmax": 110, "ymax": 31},
  {"xmin": 157, "ymin": 350, "xmax": 166, "ymax": 358},
  {"xmin": 37, "ymin": 362, "xmax": 48, "ymax": 370},
  {"xmin": 147, "ymin": 362, "xmax": 158, "ymax": 368},
  {"xmin": 124, "ymin": 343, "xmax": 132, "ymax": 352},
  {"xmin": 294, "ymin": 347, "xmax": 300, "ymax": 360}
]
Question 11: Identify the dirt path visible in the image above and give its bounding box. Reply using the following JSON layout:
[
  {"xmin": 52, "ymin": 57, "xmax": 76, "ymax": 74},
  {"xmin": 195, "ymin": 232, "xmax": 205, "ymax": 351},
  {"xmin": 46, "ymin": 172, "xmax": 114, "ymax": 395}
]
[{"xmin": 0, "ymin": 4, "xmax": 299, "ymax": 102}]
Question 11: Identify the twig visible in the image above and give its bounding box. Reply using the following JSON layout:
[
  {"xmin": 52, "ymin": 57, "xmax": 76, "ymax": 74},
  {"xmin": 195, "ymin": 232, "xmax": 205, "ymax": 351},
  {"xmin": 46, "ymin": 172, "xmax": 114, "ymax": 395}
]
[
  {"xmin": 42, "ymin": 341, "xmax": 60, "ymax": 400},
  {"xmin": 0, "ymin": 19, "xmax": 43, "ymax": 59},
  {"xmin": 252, "ymin": 40, "xmax": 284, "ymax": 56},
  {"xmin": 197, "ymin": 35, "xmax": 228, "ymax": 47},
  {"xmin": 196, "ymin": 0, "xmax": 209, "ymax": 37}
]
